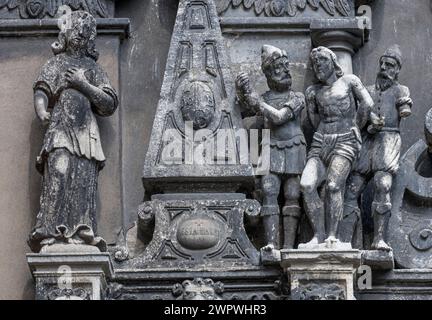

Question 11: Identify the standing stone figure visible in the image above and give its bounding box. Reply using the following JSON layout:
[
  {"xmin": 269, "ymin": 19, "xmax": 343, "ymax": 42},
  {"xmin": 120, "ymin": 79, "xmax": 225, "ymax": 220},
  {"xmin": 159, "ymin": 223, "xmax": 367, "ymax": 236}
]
[
  {"xmin": 236, "ymin": 45, "xmax": 306, "ymax": 252},
  {"xmin": 341, "ymin": 45, "xmax": 412, "ymax": 251},
  {"xmin": 300, "ymin": 46, "xmax": 374, "ymax": 247},
  {"xmin": 28, "ymin": 10, "xmax": 118, "ymax": 252}
]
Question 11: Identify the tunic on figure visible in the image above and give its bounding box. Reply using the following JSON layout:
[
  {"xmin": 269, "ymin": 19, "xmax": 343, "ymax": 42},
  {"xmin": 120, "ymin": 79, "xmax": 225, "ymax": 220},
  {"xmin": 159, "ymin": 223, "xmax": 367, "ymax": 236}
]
[
  {"xmin": 28, "ymin": 53, "xmax": 118, "ymax": 252},
  {"xmin": 262, "ymin": 91, "xmax": 306, "ymax": 176},
  {"xmin": 354, "ymin": 83, "xmax": 411, "ymax": 176}
]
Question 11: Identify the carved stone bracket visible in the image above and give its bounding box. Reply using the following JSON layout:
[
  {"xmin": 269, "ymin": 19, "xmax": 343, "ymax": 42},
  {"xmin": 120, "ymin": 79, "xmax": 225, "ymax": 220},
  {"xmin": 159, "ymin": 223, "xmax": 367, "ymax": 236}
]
[
  {"xmin": 123, "ymin": 193, "xmax": 261, "ymax": 269},
  {"xmin": 27, "ymin": 252, "xmax": 114, "ymax": 300},
  {"xmin": 281, "ymin": 249, "xmax": 361, "ymax": 300}
]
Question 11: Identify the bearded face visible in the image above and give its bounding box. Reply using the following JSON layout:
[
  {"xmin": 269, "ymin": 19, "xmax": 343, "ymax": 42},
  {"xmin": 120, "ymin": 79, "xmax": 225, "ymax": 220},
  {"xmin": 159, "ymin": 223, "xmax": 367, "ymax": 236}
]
[
  {"xmin": 376, "ymin": 56, "xmax": 400, "ymax": 90},
  {"xmin": 311, "ymin": 52, "xmax": 335, "ymax": 82},
  {"xmin": 264, "ymin": 56, "xmax": 292, "ymax": 92}
]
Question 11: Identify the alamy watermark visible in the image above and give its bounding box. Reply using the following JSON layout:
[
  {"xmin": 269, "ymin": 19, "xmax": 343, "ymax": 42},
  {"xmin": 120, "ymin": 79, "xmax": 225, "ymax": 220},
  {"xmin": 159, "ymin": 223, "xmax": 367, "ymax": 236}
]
[{"xmin": 160, "ymin": 121, "xmax": 271, "ymax": 176}]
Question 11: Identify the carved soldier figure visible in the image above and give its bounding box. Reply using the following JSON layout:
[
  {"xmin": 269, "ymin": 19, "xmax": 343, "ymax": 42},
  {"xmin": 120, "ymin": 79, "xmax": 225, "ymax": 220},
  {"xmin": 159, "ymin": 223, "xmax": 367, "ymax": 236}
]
[
  {"xmin": 301, "ymin": 46, "xmax": 374, "ymax": 246},
  {"xmin": 236, "ymin": 45, "xmax": 306, "ymax": 251},
  {"xmin": 28, "ymin": 10, "xmax": 118, "ymax": 252},
  {"xmin": 341, "ymin": 45, "xmax": 412, "ymax": 251}
]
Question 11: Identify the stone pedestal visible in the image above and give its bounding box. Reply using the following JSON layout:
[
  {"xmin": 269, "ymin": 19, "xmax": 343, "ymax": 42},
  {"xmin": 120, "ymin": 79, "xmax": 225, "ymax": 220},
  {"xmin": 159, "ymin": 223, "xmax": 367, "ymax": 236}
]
[
  {"xmin": 27, "ymin": 251, "xmax": 114, "ymax": 300},
  {"xmin": 281, "ymin": 249, "xmax": 361, "ymax": 300}
]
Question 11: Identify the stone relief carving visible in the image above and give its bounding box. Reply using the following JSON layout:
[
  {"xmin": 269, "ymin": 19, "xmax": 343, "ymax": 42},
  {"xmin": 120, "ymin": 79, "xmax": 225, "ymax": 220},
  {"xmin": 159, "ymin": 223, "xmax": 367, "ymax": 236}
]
[
  {"xmin": 300, "ymin": 46, "xmax": 374, "ymax": 248},
  {"xmin": 47, "ymin": 287, "xmax": 91, "ymax": 300},
  {"xmin": 216, "ymin": 0, "xmax": 353, "ymax": 17},
  {"xmin": 387, "ymin": 107, "xmax": 432, "ymax": 269},
  {"xmin": 28, "ymin": 9, "xmax": 118, "ymax": 253},
  {"xmin": 340, "ymin": 45, "xmax": 412, "ymax": 251},
  {"xmin": 180, "ymin": 81, "xmax": 216, "ymax": 130},
  {"xmin": 0, "ymin": 0, "xmax": 111, "ymax": 19},
  {"xmin": 172, "ymin": 278, "xmax": 224, "ymax": 300},
  {"xmin": 297, "ymin": 283, "xmax": 346, "ymax": 300},
  {"xmin": 236, "ymin": 45, "xmax": 306, "ymax": 256}
]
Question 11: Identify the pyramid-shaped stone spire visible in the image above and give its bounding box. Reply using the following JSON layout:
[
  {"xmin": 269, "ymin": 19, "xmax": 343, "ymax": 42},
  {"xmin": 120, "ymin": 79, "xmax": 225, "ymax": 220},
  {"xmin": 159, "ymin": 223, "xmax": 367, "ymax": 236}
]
[{"xmin": 143, "ymin": 0, "xmax": 254, "ymax": 194}]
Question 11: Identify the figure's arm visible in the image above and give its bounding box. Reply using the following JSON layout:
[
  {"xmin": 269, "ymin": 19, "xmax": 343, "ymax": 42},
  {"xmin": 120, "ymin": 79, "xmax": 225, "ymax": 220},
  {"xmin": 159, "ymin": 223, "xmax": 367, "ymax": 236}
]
[
  {"xmin": 256, "ymin": 101, "xmax": 293, "ymax": 126},
  {"xmin": 65, "ymin": 68, "xmax": 118, "ymax": 116},
  {"xmin": 397, "ymin": 86, "xmax": 413, "ymax": 118},
  {"xmin": 34, "ymin": 90, "xmax": 51, "ymax": 124},
  {"xmin": 348, "ymin": 75, "xmax": 374, "ymax": 129},
  {"xmin": 305, "ymin": 86, "xmax": 320, "ymax": 130}
]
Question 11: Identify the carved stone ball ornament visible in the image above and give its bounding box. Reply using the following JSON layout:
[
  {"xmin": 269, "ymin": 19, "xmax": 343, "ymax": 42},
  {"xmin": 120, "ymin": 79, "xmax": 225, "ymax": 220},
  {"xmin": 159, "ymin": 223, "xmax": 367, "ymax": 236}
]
[{"xmin": 180, "ymin": 81, "xmax": 216, "ymax": 129}]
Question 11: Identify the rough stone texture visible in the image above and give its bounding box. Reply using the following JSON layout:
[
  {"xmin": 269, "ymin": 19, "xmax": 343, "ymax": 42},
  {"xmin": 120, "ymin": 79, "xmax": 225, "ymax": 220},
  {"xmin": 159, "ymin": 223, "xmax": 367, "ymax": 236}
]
[
  {"xmin": 0, "ymin": 0, "xmax": 115, "ymax": 19},
  {"xmin": 388, "ymin": 109, "xmax": 432, "ymax": 269},
  {"xmin": 281, "ymin": 248, "xmax": 362, "ymax": 300},
  {"xmin": 358, "ymin": 270, "xmax": 432, "ymax": 300},
  {"xmin": 0, "ymin": 17, "xmax": 124, "ymax": 301},
  {"xmin": 122, "ymin": 194, "xmax": 261, "ymax": 269},
  {"xmin": 142, "ymin": 0, "xmax": 254, "ymax": 194},
  {"xmin": 2, "ymin": 0, "xmax": 432, "ymax": 300},
  {"xmin": 27, "ymin": 252, "xmax": 114, "ymax": 300}
]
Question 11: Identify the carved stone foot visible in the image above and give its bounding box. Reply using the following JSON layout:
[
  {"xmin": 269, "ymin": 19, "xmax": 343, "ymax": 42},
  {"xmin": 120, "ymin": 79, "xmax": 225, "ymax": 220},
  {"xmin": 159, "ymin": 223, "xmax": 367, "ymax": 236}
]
[
  {"xmin": 371, "ymin": 240, "xmax": 392, "ymax": 252},
  {"xmin": 260, "ymin": 244, "xmax": 281, "ymax": 265}
]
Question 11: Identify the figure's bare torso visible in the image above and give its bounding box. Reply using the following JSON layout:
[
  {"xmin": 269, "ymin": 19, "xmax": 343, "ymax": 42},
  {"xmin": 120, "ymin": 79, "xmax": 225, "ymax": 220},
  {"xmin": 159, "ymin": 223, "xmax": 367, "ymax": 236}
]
[{"xmin": 314, "ymin": 77, "xmax": 358, "ymax": 135}]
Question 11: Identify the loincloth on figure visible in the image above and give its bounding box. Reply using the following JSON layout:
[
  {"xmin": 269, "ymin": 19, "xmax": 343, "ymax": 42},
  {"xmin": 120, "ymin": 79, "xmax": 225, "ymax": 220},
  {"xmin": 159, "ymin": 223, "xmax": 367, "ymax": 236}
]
[
  {"xmin": 265, "ymin": 134, "xmax": 307, "ymax": 175},
  {"xmin": 308, "ymin": 128, "xmax": 362, "ymax": 167},
  {"xmin": 354, "ymin": 129, "xmax": 401, "ymax": 176}
]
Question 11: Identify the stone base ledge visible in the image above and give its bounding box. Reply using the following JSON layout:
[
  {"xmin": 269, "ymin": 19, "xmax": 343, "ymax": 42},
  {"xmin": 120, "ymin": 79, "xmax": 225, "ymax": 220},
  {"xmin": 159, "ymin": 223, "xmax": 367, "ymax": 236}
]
[{"xmin": 27, "ymin": 252, "xmax": 114, "ymax": 300}]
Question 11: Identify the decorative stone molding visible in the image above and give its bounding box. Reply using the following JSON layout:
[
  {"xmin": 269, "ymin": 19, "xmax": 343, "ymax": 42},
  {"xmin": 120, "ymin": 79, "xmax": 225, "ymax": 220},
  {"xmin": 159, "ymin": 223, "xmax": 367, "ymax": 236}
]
[
  {"xmin": 27, "ymin": 252, "xmax": 114, "ymax": 300},
  {"xmin": 0, "ymin": 0, "xmax": 114, "ymax": 19},
  {"xmin": 217, "ymin": 0, "xmax": 354, "ymax": 17},
  {"xmin": 281, "ymin": 248, "xmax": 362, "ymax": 300}
]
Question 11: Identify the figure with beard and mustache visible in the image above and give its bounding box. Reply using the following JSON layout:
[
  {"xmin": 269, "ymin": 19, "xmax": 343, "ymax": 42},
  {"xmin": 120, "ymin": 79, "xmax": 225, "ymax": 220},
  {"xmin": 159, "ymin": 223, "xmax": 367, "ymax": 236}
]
[
  {"xmin": 340, "ymin": 45, "xmax": 412, "ymax": 251},
  {"xmin": 236, "ymin": 45, "xmax": 306, "ymax": 255},
  {"xmin": 300, "ymin": 47, "xmax": 374, "ymax": 248}
]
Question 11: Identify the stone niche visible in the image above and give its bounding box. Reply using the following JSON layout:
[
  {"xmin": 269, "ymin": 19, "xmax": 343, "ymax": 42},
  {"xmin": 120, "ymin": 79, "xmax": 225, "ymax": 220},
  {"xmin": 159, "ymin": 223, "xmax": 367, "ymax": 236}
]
[{"xmin": 0, "ymin": 1, "xmax": 128, "ymax": 299}]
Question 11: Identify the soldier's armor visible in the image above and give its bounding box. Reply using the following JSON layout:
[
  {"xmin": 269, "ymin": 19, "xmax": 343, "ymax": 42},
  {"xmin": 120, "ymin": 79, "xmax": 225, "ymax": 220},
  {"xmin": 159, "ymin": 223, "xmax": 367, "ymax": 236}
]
[{"xmin": 262, "ymin": 90, "xmax": 304, "ymax": 141}]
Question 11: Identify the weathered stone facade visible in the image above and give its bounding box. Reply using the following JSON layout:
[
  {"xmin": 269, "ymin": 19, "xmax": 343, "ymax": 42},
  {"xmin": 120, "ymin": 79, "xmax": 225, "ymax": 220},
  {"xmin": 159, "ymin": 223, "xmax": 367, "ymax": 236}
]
[{"xmin": 1, "ymin": 0, "xmax": 432, "ymax": 300}]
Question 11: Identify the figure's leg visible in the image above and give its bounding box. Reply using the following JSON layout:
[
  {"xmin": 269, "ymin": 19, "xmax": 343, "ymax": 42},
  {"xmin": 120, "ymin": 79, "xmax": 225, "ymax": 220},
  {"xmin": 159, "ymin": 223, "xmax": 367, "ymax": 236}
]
[
  {"xmin": 282, "ymin": 176, "xmax": 301, "ymax": 249},
  {"xmin": 261, "ymin": 173, "xmax": 282, "ymax": 250},
  {"xmin": 325, "ymin": 156, "xmax": 352, "ymax": 243},
  {"xmin": 338, "ymin": 173, "xmax": 367, "ymax": 244},
  {"xmin": 371, "ymin": 171, "xmax": 393, "ymax": 251},
  {"xmin": 300, "ymin": 158, "xmax": 326, "ymax": 244}
]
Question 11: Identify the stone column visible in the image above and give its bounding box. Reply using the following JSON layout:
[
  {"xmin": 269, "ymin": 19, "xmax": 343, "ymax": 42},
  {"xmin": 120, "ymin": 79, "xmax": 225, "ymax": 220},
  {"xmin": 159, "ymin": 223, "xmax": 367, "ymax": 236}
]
[
  {"xmin": 281, "ymin": 248, "xmax": 361, "ymax": 300},
  {"xmin": 310, "ymin": 19, "xmax": 367, "ymax": 75}
]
